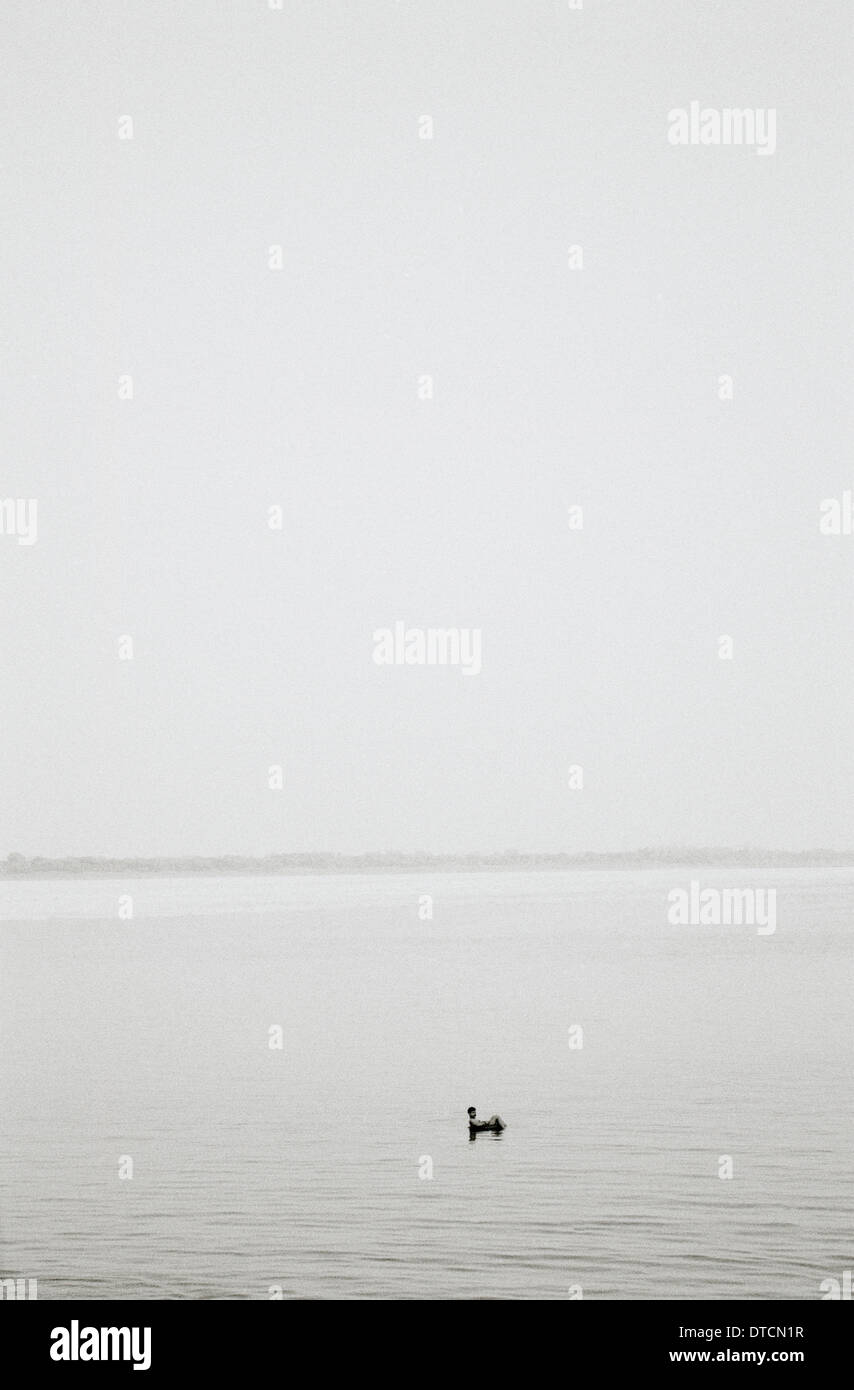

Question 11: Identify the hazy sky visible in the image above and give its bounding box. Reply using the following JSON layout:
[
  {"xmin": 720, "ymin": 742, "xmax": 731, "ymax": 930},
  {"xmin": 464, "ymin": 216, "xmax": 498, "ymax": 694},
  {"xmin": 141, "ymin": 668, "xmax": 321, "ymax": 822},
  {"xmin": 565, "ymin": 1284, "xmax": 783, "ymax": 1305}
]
[{"xmin": 1, "ymin": 1, "xmax": 851, "ymax": 856}]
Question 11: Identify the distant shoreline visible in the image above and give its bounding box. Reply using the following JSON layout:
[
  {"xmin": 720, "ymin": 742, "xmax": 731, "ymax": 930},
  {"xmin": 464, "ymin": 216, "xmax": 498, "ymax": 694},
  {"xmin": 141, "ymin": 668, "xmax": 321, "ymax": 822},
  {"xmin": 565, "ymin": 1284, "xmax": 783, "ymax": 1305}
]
[{"xmin": 3, "ymin": 852, "xmax": 853, "ymax": 879}]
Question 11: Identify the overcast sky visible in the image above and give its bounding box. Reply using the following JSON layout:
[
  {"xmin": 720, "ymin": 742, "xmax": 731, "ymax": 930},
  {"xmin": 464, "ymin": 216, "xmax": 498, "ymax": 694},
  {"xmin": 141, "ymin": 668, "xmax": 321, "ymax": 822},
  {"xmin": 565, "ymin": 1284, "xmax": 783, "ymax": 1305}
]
[{"xmin": 1, "ymin": 1, "xmax": 851, "ymax": 856}]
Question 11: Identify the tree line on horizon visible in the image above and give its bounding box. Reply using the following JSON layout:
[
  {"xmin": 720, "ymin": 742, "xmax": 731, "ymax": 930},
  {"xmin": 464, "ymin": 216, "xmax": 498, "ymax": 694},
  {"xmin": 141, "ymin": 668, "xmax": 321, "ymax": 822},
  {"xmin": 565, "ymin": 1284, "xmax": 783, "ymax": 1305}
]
[{"xmin": 2, "ymin": 849, "xmax": 853, "ymax": 874}]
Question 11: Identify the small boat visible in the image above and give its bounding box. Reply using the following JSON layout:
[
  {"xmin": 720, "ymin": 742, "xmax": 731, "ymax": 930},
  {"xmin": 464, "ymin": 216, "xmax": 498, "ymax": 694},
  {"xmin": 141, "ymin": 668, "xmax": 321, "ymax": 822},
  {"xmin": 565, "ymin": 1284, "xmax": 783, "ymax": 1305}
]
[{"xmin": 467, "ymin": 1111, "xmax": 506, "ymax": 1133}]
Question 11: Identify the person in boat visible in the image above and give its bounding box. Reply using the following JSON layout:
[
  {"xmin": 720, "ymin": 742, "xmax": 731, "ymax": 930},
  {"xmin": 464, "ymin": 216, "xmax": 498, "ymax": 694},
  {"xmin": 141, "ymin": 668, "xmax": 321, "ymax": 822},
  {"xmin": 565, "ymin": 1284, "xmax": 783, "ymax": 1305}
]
[{"xmin": 467, "ymin": 1106, "xmax": 506, "ymax": 1133}]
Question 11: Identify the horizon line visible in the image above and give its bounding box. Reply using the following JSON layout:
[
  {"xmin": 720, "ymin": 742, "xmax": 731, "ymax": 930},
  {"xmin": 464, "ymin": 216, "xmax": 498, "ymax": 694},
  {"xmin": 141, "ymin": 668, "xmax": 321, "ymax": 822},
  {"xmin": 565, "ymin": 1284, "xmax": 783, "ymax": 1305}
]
[{"xmin": 3, "ymin": 847, "xmax": 854, "ymax": 874}]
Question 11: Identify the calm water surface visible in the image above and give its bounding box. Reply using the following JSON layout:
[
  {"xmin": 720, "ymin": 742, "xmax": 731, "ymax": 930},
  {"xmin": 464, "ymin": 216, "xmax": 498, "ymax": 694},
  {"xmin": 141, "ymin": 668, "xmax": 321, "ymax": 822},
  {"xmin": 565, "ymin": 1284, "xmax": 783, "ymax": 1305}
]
[{"xmin": 1, "ymin": 870, "xmax": 851, "ymax": 1299}]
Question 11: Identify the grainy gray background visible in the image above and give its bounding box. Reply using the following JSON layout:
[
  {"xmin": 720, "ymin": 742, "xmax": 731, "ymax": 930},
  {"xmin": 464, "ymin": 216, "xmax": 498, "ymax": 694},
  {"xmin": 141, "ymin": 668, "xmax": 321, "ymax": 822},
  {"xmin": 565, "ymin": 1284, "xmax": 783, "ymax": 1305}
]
[{"xmin": 2, "ymin": 1, "xmax": 850, "ymax": 856}]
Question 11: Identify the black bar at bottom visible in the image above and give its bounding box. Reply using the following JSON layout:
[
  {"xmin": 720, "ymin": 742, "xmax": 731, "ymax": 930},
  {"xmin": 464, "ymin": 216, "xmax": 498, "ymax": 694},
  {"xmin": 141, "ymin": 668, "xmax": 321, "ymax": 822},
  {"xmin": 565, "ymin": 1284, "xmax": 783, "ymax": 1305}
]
[{"xmin": 1, "ymin": 1299, "xmax": 849, "ymax": 1376}]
